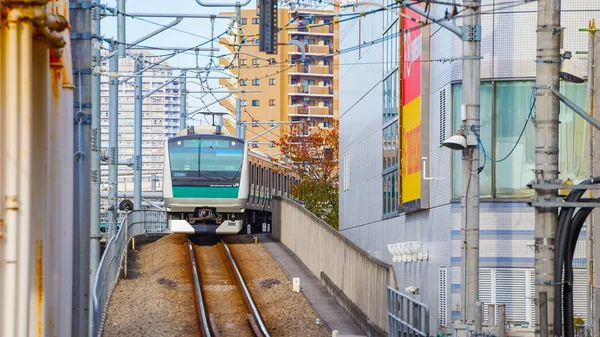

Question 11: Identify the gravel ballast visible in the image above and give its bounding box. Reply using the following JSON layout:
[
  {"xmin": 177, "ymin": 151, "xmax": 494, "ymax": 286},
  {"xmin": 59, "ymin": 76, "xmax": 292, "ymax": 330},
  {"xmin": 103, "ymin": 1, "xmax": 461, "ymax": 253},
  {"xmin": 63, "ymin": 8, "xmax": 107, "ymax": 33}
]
[
  {"xmin": 102, "ymin": 234, "xmax": 198, "ymax": 337},
  {"xmin": 225, "ymin": 235, "xmax": 330, "ymax": 337}
]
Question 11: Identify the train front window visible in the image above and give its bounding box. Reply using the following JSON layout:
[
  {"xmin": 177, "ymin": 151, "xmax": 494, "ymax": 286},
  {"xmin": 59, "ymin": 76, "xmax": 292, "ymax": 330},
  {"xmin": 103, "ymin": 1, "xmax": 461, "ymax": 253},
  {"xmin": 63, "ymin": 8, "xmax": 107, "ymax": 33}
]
[{"xmin": 168, "ymin": 137, "xmax": 244, "ymax": 182}]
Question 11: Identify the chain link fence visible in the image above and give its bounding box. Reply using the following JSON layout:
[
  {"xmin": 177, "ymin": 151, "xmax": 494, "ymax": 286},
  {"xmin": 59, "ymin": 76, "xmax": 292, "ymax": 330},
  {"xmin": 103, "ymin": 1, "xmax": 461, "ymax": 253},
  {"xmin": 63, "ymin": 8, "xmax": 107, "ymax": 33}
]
[{"xmin": 91, "ymin": 210, "xmax": 168, "ymax": 337}]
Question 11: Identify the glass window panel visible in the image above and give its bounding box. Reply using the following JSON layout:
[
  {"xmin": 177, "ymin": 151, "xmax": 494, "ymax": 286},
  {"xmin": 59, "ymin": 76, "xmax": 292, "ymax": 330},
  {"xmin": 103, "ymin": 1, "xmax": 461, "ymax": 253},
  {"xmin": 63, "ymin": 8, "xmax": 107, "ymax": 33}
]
[
  {"xmin": 558, "ymin": 81, "xmax": 588, "ymax": 183},
  {"xmin": 452, "ymin": 83, "xmax": 493, "ymax": 198},
  {"xmin": 494, "ymin": 81, "xmax": 535, "ymax": 198}
]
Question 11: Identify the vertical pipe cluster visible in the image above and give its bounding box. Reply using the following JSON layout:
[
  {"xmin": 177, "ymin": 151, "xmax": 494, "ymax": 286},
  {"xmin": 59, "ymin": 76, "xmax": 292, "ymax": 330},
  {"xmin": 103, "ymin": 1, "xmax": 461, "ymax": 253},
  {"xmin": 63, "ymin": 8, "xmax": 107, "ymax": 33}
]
[
  {"xmin": 89, "ymin": 3, "xmax": 102, "ymax": 335},
  {"xmin": 461, "ymin": 0, "xmax": 481, "ymax": 327},
  {"xmin": 180, "ymin": 72, "xmax": 187, "ymax": 131},
  {"xmin": 108, "ymin": 43, "xmax": 119, "ymax": 238},
  {"xmin": 236, "ymin": 97, "xmax": 242, "ymax": 138},
  {"xmin": 1, "ymin": 2, "xmax": 71, "ymax": 336},
  {"xmin": 535, "ymin": 1, "xmax": 561, "ymax": 336},
  {"xmin": 134, "ymin": 57, "xmax": 143, "ymax": 210}
]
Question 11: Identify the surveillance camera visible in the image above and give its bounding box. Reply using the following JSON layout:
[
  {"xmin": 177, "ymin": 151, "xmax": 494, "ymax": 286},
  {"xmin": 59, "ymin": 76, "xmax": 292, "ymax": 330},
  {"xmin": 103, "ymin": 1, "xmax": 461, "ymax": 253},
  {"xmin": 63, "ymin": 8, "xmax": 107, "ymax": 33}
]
[{"xmin": 405, "ymin": 286, "xmax": 419, "ymax": 294}]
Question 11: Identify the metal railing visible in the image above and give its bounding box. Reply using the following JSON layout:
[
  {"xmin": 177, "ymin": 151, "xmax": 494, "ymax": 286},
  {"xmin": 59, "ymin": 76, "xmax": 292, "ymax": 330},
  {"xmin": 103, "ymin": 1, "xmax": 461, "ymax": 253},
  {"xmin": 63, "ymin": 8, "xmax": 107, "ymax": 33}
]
[
  {"xmin": 91, "ymin": 210, "xmax": 169, "ymax": 337},
  {"xmin": 387, "ymin": 287, "xmax": 430, "ymax": 337}
]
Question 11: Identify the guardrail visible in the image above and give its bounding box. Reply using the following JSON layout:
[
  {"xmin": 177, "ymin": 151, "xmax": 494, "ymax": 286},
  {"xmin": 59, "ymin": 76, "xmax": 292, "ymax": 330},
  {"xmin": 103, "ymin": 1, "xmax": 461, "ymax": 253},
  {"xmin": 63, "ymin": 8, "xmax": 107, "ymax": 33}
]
[
  {"xmin": 387, "ymin": 287, "xmax": 429, "ymax": 337},
  {"xmin": 91, "ymin": 210, "xmax": 169, "ymax": 337},
  {"xmin": 271, "ymin": 196, "xmax": 397, "ymax": 334}
]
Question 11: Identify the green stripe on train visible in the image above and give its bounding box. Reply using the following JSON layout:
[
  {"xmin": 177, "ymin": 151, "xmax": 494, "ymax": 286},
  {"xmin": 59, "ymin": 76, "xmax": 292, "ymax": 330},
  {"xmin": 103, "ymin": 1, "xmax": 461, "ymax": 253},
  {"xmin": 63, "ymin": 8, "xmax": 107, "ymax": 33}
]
[{"xmin": 172, "ymin": 186, "xmax": 240, "ymax": 198}]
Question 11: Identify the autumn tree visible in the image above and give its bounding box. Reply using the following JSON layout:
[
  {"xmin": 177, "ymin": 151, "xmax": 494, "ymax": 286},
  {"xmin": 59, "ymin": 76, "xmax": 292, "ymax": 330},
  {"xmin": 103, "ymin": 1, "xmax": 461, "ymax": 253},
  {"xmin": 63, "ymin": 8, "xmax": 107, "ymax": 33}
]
[{"xmin": 276, "ymin": 119, "xmax": 339, "ymax": 229}]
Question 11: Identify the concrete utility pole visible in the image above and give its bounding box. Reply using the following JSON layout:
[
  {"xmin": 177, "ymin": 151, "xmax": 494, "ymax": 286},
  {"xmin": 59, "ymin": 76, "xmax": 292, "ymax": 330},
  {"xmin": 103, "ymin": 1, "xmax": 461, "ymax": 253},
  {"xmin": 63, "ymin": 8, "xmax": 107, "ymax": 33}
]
[
  {"xmin": 534, "ymin": 0, "xmax": 561, "ymax": 336},
  {"xmin": 108, "ymin": 43, "xmax": 119, "ymax": 239},
  {"xmin": 180, "ymin": 72, "xmax": 187, "ymax": 131},
  {"xmin": 70, "ymin": 1, "xmax": 92, "ymax": 335},
  {"xmin": 461, "ymin": 0, "xmax": 481, "ymax": 328},
  {"xmin": 236, "ymin": 97, "xmax": 242, "ymax": 138},
  {"xmin": 89, "ymin": 2, "xmax": 102, "ymax": 336},
  {"xmin": 134, "ymin": 56, "xmax": 143, "ymax": 210}
]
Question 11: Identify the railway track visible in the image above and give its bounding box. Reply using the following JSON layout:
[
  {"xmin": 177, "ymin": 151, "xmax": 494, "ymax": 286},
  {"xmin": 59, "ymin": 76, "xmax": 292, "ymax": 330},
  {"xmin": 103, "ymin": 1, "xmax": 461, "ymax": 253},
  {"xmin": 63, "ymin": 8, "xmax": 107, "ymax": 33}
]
[{"xmin": 187, "ymin": 237, "xmax": 270, "ymax": 337}]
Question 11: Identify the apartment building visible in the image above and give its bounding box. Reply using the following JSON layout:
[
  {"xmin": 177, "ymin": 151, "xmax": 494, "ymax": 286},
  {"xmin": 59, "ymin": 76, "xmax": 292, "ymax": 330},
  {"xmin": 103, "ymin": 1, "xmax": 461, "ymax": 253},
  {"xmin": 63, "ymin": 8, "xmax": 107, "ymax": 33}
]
[
  {"xmin": 100, "ymin": 51, "xmax": 180, "ymax": 183},
  {"xmin": 219, "ymin": 7, "xmax": 339, "ymax": 155}
]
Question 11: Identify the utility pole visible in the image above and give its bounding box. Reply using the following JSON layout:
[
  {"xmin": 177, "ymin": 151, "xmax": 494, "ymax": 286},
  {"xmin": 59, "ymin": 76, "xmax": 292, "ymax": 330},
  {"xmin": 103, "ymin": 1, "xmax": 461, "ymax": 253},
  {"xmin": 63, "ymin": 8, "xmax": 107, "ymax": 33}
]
[
  {"xmin": 70, "ymin": 1, "xmax": 92, "ymax": 335},
  {"xmin": 134, "ymin": 56, "xmax": 143, "ymax": 210},
  {"xmin": 236, "ymin": 97, "xmax": 242, "ymax": 138},
  {"xmin": 108, "ymin": 43, "xmax": 119, "ymax": 239},
  {"xmin": 180, "ymin": 72, "xmax": 187, "ymax": 131},
  {"xmin": 89, "ymin": 2, "xmax": 102, "ymax": 336},
  {"xmin": 534, "ymin": 0, "xmax": 561, "ymax": 336},
  {"xmin": 461, "ymin": 0, "xmax": 481, "ymax": 328},
  {"xmin": 118, "ymin": 0, "xmax": 126, "ymax": 58}
]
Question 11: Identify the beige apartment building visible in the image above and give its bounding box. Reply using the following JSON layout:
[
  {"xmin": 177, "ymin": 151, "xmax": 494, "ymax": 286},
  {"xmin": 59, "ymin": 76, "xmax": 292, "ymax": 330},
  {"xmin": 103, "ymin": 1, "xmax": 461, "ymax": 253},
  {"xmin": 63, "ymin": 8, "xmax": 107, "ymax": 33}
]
[{"xmin": 219, "ymin": 7, "xmax": 339, "ymax": 156}]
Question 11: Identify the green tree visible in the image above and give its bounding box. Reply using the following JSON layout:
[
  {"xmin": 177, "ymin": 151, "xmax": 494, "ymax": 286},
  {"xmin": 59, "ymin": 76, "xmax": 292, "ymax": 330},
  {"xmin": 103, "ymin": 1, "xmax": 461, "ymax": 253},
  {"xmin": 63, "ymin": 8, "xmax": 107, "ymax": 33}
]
[{"xmin": 276, "ymin": 119, "xmax": 339, "ymax": 229}]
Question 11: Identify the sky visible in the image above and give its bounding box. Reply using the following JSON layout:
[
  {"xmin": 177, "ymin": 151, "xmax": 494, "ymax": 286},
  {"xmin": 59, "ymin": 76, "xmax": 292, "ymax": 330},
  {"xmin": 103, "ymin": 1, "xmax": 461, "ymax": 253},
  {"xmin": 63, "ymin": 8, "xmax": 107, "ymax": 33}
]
[{"xmin": 102, "ymin": 0, "xmax": 262, "ymax": 125}]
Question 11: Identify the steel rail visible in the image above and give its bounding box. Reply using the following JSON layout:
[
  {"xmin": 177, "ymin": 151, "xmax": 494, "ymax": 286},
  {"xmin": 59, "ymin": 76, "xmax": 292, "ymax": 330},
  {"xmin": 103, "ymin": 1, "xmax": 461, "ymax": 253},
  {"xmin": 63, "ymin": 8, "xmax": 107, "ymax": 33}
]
[
  {"xmin": 187, "ymin": 238, "xmax": 212, "ymax": 337},
  {"xmin": 220, "ymin": 240, "xmax": 270, "ymax": 337}
]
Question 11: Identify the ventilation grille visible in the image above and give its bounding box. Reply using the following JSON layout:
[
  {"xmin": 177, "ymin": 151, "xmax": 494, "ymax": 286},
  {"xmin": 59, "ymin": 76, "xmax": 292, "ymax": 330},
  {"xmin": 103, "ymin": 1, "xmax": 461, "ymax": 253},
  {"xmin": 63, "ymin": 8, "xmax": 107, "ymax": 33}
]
[
  {"xmin": 344, "ymin": 151, "xmax": 350, "ymax": 191},
  {"xmin": 439, "ymin": 267, "xmax": 448, "ymax": 327},
  {"xmin": 439, "ymin": 89, "xmax": 447, "ymax": 146}
]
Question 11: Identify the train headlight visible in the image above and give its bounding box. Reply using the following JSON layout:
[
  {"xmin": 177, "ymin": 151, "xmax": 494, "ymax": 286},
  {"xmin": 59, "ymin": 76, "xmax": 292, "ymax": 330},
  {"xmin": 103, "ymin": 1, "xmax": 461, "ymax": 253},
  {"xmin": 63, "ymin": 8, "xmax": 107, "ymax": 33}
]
[
  {"xmin": 231, "ymin": 141, "xmax": 236, "ymax": 146},
  {"xmin": 177, "ymin": 141, "xmax": 182, "ymax": 145}
]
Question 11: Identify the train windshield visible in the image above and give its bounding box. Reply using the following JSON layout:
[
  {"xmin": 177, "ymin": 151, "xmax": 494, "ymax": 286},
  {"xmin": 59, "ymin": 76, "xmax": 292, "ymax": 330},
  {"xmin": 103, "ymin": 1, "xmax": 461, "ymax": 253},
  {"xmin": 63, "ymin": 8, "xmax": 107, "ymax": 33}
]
[{"xmin": 168, "ymin": 137, "xmax": 244, "ymax": 183}]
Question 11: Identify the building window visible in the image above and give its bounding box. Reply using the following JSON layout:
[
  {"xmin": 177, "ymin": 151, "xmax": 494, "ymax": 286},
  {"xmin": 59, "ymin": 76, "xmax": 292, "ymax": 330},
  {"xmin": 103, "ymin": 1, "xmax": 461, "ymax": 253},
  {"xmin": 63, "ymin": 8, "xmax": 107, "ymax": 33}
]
[
  {"xmin": 252, "ymin": 17, "xmax": 259, "ymax": 24},
  {"xmin": 240, "ymin": 59, "xmax": 248, "ymax": 66},
  {"xmin": 269, "ymin": 78, "xmax": 276, "ymax": 85},
  {"xmin": 451, "ymin": 80, "xmax": 588, "ymax": 199},
  {"xmin": 240, "ymin": 18, "xmax": 247, "ymax": 25},
  {"xmin": 252, "ymin": 99, "xmax": 260, "ymax": 106},
  {"xmin": 241, "ymin": 100, "xmax": 247, "ymax": 107},
  {"xmin": 252, "ymin": 79, "xmax": 260, "ymax": 86},
  {"xmin": 324, "ymin": 39, "xmax": 331, "ymax": 45},
  {"xmin": 382, "ymin": 69, "xmax": 398, "ymax": 124},
  {"xmin": 240, "ymin": 79, "xmax": 247, "ymax": 86},
  {"xmin": 252, "ymin": 59, "xmax": 259, "ymax": 65},
  {"xmin": 382, "ymin": 121, "xmax": 398, "ymax": 217},
  {"xmin": 269, "ymin": 58, "xmax": 276, "ymax": 64},
  {"xmin": 269, "ymin": 99, "xmax": 275, "ymax": 106}
]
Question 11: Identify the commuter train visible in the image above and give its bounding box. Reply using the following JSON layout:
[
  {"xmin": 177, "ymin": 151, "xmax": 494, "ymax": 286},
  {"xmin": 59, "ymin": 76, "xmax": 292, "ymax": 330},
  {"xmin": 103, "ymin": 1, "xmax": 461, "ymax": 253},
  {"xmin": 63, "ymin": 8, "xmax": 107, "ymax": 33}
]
[{"xmin": 163, "ymin": 126, "xmax": 296, "ymax": 235}]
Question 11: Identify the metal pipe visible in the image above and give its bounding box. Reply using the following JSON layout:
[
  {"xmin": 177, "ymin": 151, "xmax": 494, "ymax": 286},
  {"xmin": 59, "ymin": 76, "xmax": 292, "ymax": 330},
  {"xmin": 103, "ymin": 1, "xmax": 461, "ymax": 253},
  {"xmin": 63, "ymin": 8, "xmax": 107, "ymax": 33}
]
[
  {"xmin": 475, "ymin": 301, "xmax": 482, "ymax": 331},
  {"xmin": 104, "ymin": 17, "xmax": 184, "ymax": 60},
  {"xmin": 185, "ymin": 90, "xmax": 261, "ymax": 94},
  {"xmin": 118, "ymin": 0, "xmax": 126, "ymax": 57},
  {"xmin": 180, "ymin": 72, "xmax": 187, "ymax": 130},
  {"xmin": 89, "ymin": 3, "xmax": 102, "ymax": 335},
  {"xmin": 401, "ymin": 1, "xmax": 462, "ymax": 37},
  {"xmin": 3, "ymin": 15, "xmax": 20, "ymax": 337},
  {"xmin": 108, "ymin": 44, "xmax": 119, "ymax": 239},
  {"xmin": 535, "ymin": 0, "xmax": 561, "ymax": 336},
  {"xmin": 551, "ymin": 87, "xmax": 600, "ymax": 131},
  {"xmin": 194, "ymin": 0, "xmax": 251, "ymax": 8},
  {"xmin": 128, "ymin": 46, "xmax": 217, "ymax": 51},
  {"xmin": 142, "ymin": 76, "xmax": 179, "ymax": 99},
  {"xmin": 18, "ymin": 18, "xmax": 34, "ymax": 337},
  {"xmin": 134, "ymin": 57, "xmax": 143, "ymax": 210},
  {"xmin": 462, "ymin": 0, "xmax": 481, "ymax": 324},
  {"xmin": 121, "ymin": 12, "xmax": 231, "ymax": 18}
]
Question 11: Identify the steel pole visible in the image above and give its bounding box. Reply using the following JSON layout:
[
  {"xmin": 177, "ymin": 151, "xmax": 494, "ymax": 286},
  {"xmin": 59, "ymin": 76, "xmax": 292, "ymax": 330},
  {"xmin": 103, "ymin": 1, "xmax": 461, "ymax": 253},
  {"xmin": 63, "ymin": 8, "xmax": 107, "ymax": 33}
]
[
  {"xmin": 134, "ymin": 57, "xmax": 143, "ymax": 210},
  {"xmin": 117, "ymin": 0, "xmax": 126, "ymax": 58},
  {"xmin": 590, "ymin": 20, "xmax": 600, "ymax": 337},
  {"xmin": 535, "ymin": 0, "xmax": 561, "ymax": 336},
  {"xmin": 236, "ymin": 97, "xmax": 242, "ymax": 138},
  {"xmin": 108, "ymin": 44, "xmax": 119, "ymax": 238},
  {"xmin": 461, "ymin": 0, "xmax": 481, "ymax": 327},
  {"xmin": 180, "ymin": 73, "xmax": 187, "ymax": 131},
  {"xmin": 88, "ymin": 3, "xmax": 102, "ymax": 336}
]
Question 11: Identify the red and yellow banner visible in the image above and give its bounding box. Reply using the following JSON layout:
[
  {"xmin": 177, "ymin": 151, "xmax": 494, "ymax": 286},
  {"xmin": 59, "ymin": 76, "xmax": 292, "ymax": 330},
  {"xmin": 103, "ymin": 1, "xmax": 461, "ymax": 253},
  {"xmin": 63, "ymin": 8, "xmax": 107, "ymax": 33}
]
[{"xmin": 400, "ymin": 7, "xmax": 422, "ymax": 209}]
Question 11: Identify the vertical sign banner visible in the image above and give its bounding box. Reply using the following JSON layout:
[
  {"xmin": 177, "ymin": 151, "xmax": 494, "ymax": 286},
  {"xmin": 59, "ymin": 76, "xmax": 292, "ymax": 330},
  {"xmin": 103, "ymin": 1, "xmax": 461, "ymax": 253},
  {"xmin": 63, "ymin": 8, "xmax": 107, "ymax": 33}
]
[{"xmin": 400, "ymin": 6, "xmax": 422, "ymax": 211}]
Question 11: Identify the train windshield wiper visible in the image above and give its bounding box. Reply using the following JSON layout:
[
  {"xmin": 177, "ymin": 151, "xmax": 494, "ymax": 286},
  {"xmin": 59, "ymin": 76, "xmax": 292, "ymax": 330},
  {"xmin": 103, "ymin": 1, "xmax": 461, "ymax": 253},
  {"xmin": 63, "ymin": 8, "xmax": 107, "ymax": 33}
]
[{"xmin": 231, "ymin": 166, "xmax": 243, "ymax": 180}]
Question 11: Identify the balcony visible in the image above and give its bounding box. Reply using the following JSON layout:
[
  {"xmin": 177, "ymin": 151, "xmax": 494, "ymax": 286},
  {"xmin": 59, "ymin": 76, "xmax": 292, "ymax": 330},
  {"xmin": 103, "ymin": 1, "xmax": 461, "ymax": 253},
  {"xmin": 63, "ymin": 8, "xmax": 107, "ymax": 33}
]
[
  {"xmin": 288, "ymin": 23, "xmax": 334, "ymax": 35},
  {"xmin": 288, "ymin": 85, "xmax": 333, "ymax": 97},
  {"xmin": 289, "ymin": 64, "xmax": 333, "ymax": 76},
  {"xmin": 308, "ymin": 45, "xmax": 331, "ymax": 54},
  {"xmin": 287, "ymin": 105, "xmax": 334, "ymax": 117}
]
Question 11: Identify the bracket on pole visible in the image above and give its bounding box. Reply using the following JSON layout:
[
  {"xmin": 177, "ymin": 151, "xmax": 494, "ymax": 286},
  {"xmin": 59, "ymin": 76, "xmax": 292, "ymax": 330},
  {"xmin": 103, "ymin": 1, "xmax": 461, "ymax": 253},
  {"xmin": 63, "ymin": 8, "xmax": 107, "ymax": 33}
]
[{"xmin": 461, "ymin": 25, "xmax": 482, "ymax": 42}]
